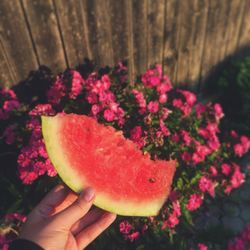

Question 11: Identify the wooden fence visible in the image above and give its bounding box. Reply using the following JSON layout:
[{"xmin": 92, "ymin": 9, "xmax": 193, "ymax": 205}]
[{"xmin": 0, "ymin": 0, "xmax": 250, "ymax": 88}]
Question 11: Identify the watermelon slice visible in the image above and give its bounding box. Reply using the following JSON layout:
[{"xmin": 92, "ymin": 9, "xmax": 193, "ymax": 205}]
[{"xmin": 42, "ymin": 114, "xmax": 176, "ymax": 216}]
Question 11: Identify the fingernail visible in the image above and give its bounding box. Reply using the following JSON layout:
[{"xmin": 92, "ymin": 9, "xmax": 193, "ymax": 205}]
[{"xmin": 81, "ymin": 187, "xmax": 95, "ymax": 202}]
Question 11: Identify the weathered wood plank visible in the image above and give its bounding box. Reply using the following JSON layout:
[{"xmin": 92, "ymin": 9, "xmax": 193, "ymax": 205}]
[
  {"xmin": 224, "ymin": 0, "xmax": 245, "ymax": 56},
  {"xmin": 237, "ymin": 0, "xmax": 250, "ymax": 49},
  {"xmin": 175, "ymin": 0, "xmax": 209, "ymax": 88},
  {"xmin": 162, "ymin": 0, "xmax": 181, "ymax": 84},
  {"xmin": 199, "ymin": 0, "xmax": 230, "ymax": 86},
  {"xmin": 0, "ymin": 39, "xmax": 15, "ymax": 87},
  {"xmin": 126, "ymin": 0, "xmax": 135, "ymax": 83},
  {"xmin": 21, "ymin": 0, "xmax": 67, "ymax": 73},
  {"xmin": 53, "ymin": 0, "xmax": 91, "ymax": 68},
  {"xmin": 0, "ymin": 0, "xmax": 38, "ymax": 86},
  {"xmin": 132, "ymin": 0, "xmax": 148, "ymax": 77},
  {"xmin": 107, "ymin": 0, "xmax": 129, "ymax": 65},
  {"xmin": 147, "ymin": 0, "xmax": 165, "ymax": 68},
  {"xmin": 81, "ymin": 0, "xmax": 114, "ymax": 67}
]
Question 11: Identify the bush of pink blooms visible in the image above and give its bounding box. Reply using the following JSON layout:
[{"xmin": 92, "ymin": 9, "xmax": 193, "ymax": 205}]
[{"xmin": 0, "ymin": 62, "xmax": 249, "ymax": 249}]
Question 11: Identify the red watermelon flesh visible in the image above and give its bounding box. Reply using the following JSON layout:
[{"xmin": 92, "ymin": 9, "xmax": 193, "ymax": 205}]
[{"xmin": 42, "ymin": 114, "xmax": 176, "ymax": 216}]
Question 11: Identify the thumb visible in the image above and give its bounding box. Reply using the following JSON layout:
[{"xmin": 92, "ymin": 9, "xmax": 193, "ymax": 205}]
[{"xmin": 51, "ymin": 187, "xmax": 95, "ymax": 228}]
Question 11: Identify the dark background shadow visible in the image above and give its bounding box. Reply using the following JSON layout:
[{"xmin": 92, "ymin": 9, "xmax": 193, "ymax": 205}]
[{"xmin": 202, "ymin": 44, "xmax": 250, "ymax": 136}]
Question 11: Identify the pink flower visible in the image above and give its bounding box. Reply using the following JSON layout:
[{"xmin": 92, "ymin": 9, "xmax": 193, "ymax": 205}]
[
  {"xmin": 141, "ymin": 65, "xmax": 163, "ymax": 88},
  {"xmin": 29, "ymin": 104, "xmax": 55, "ymax": 116},
  {"xmin": 162, "ymin": 213, "xmax": 179, "ymax": 229},
  {"xmin": 228, "ymin": 225, "xmax": 250, "ymax": 250},
  {"xmin": 0, "ymin": 88, "xmax": 16, "ymax": 99},
  {"xmin": 171, "ymin": 133, "xmax": 180, "ymax": 143},
  {"xmin": 103, "ymin": 109, "xmax": 115, "ymax": 122},
  {"xmin": 132, "ymin": 89, "xmax": 147, "ymax": 109},
  {"xmin": 160, "ymin": 107, "xmax": 172, "ymax": 120},
  {"xmin": 0, "ymin": 89, "xmax": 20, "ymax": 120},
  {"xmin": 17, "ymin": 118, "xmax": 57, "ymax": 184},
  {"xmin": 192, "ymin": 144, "xmax": 211, "ymax": 164},
  {"xmin": 147, "ymin": 101, "xmax": 159, "ymax": 113},
  {"xmin": 160, "ymin": 120, "xmax": 170, "ymax": 136},
  {"xmin": 234, "ymin": 144, "xmax": 245, "ymax": 157},
  {"xmin": 228, "ymin": 237, "xmax": 245, "ymax": 250},
  {"xmin": 162, "ymin": 201, "xmax": 181, "ymax": 230},
  {"xmin": 196, "ymin": 103, "xmax": 206, "ymax": 118},
  {"xmin": 86, "ymin": 92, "xmax": 98, "ymax": 104},
  {"xmin": 173, "ymin": 98, "xmax": 183, "ymax": 108},
  {"xmin": 101, "ymin": 74, "xmax": 111, "ymax": 90},
  {"xmin": 182, "ymin": 152, "xmax": 192, "ymax": 162},
  {"xmin": 192, "ymin": 152, "xmax": 204, "ymax": 165},
  {"xmin": 196, "ymin": 143, "xmax": 211, "ymax": 156},
  {"xmin": 18, "ymin": 168, "xmax": 39, "ymax": 184},
  {"xmin": 130, "ymin": 126, "xmax": 145, "ymax": 148},
  {"xmin": 199, "ymin": 176, "xmax": 215, "ymax": 197},
  {"xmin": 0, "ymin": 235, "xmax": 10, "ymax": 249},
  {"xmin": 2, "ymin": 244, "xmax": 9, "ymax": 250},
  {"xmin": 4, "ymin": 213, "xmax": 27, "ymax": 223},
  {"xmin": 208, "ymin": 137, "xmax": 220, "ymax": 151},
  {"xmin": 3, "ymin": 100, "xmax": 20, "ymax": 112},
  {"xmin": 198, "ymin": 243, "xmax": 208, "ymax": 250},
  {"xmin": 69, "ymin": 70, "xmax": 85, "ymax": 99},
  {"xmin": 157, "ymin": 82, "xmax": 172, "ymax": 94},
  {"xmin": 206, "ymin": 123, "xmax": 219, "ymax": 135},
  {"xmin": 221, "ymin": 163, "xmax": 231, "ymax": 176},
  {"xmin": 209, "ymin": 166, "xmax": 218, "ymax": 177},
  {"xmin": 178, "ymin": 90, "xmax": 197, "ymax": 106},
  {"xmin": 230, "ymin": 164, "xmax": 245, "ymax": 188},
  {"xmin": 109, "ymin": 102, "xmax": 119, "ymax": 112},
  {"xmin": 172, "ymin": 98, "xmax": 192, "ymax": 116},
  {"xmin": 46, "ymin": 159, "xmax": 57, "ymax": 177},
  {"xmin": 127, "ymin": 231, "xmax": 140, "ymax": 242},
  {"xmin": 159, "ymin": 93, "xmax": 167, "ymax": 103},
  {"xmin": 172, "ymin": 200, "xmax": 181, "ymax": 217},
  {"xmin": 240, "ymin": 135, "xmax": 250, "ymax": 152},
  {"xmin": 47, "ymin": 76, "xmax": 66, "ymax": 104},
  {"xmin": 91, "ymin": 104, "xmax": 101, "ymax": 115},
  {"xmin": 130, "ymin": 126, "xmax": 142, "ymax": 141},
  {"xmin": 230, "ymin": 130, "xmax": 238, "ymax": 138},
  {"xmin": 119, "ymin": 220, "xmax": 132, "ymax": 234},
  {"xmin": 186, "ymin": 193, "xmax": 203, "ymax": 211},
  {"xmin": 214, "ymin": 103, "xmax": 224, "ymax": 120},
  {"xmin": 181, "ymin": 130, "xmax": 192, "ymax": 145},
  {"xmin": 242, "ymin": 226, "xmax": 250, "ymax": 241},
  {"xmin": 117, "ymin": 107, "xmax": 125, "ymax": 127},
  {"xmin": 198, "ymin": 127, "xmax": 209, "ymax": 139},
  {"xmin": 225, "ymin": 164, "xmax": 245, "ymax": 194}
]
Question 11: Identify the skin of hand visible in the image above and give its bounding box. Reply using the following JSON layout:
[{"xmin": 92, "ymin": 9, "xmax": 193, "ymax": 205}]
[{"xmin": 20, "ymin": 185, "xmax": 116, "ymax": 250}]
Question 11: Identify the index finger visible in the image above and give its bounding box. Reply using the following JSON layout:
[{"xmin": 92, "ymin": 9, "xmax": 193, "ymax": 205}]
[{"xmin": 28, "ymin": 185, "xmax": 69, "ymax": 223}]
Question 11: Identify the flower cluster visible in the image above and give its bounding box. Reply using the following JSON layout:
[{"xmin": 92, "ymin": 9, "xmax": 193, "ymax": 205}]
[
  {"xmin": 228, "ymin": 225, "xmax": 250, "ymax": 250},
  {"xmin": 0, "ymin": 63, "xmax": 249, "ymax": 249},
  {"xmin": 17, "ymin": 105, "xmax": 56, "ymax": 184},
  {"xmin": 0, "ymin": 89, "xmax": 20, "ymax": 120},
  {"xmin": 0, "ymin": 89, "xmax": 21, "ymax": 145},
  {"xmin": 0, "ymin": 213, "xmax": 26, "ymax": 250}
]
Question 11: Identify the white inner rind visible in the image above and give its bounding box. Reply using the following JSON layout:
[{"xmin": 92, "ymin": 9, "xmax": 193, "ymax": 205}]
[{"xmin": 42, "ymin": 115, "xmax": 166, "ymax": 216}]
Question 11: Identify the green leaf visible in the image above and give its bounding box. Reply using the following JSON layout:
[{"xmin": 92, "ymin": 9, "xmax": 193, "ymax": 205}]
[
  {"xmin": 182, "ymin": 208, "xmax": 194, "ymax": 226},
  {"xmin": 177, "ymin": 178, "xmax": 183, "ymax": 190}
]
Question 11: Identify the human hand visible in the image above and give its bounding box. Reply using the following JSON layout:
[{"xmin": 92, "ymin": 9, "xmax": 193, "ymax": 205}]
[{"xmin": 20, "ymin": 185, "xmax": 116, "ymax": 250}]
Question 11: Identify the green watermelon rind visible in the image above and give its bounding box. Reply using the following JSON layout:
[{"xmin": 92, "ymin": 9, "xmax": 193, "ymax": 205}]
[{"xmin": 41, "ymin": 115, "xmax": 174, "ymax": 216}]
